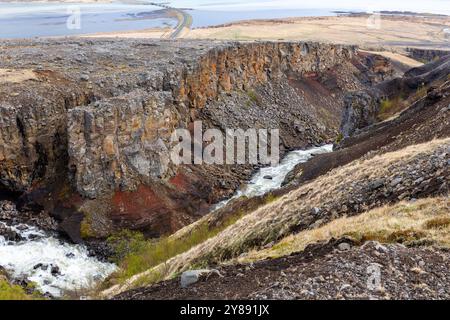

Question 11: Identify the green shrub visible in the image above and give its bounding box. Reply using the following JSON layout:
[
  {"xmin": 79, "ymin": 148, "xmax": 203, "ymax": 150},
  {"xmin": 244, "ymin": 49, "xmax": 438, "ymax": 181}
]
[
  {"xmin": 246, "ymin": 89, "xmax": 262, "ymax": 105},
  {"xmin": 335, "ymin": 133, "xmax": 344, "ymax": 144},
  {"xmin": 0, "ymin": 279, "xmax": 39, "ymax": 300},
  {"xmin": 107, "ymin": 230, "xmax": 147, "ymax": 263},
  {"xmin": 379, "ymin": 98, "xmax": 393, "ymax": 114},
  {"xmin": 415, "ymin": 85, "xmax": 427, "ymax": 99}
]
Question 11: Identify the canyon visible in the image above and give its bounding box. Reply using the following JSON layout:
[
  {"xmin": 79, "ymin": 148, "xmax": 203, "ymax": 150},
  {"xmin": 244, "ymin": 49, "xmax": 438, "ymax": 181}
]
[
  {"xmin": 0, "ymin": 38, "xmax": 449, "ymax": 299},
  {"xmin": 0, "ymin": 40, "xmax": 395, "ymax": 241}
]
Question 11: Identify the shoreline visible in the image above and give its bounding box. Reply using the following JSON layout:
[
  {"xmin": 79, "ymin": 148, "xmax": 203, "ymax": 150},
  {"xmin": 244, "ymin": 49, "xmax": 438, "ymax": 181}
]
[{"xmin": 1, "ymin": 1, "xmax": 449, "ymax": 44}]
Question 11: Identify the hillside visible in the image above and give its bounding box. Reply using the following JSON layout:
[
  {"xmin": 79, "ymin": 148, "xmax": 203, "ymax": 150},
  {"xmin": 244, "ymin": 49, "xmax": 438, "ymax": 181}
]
[
  {"xmin": 0, "ymin": 38, "xmax": 448, "ymax": 299},
  {"xmin": 107, "ymin": 54, "xmax": 449, "ymax": 299}
]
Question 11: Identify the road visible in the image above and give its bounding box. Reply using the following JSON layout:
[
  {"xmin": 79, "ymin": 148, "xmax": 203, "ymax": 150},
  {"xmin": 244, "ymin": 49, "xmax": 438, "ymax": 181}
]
[
  {"xmin": 147, "ymin": 2, "xmax": 192, "ymax": 39},
  {"xmin": 169, "ymin": 8, "xmax": 192, "ymax": 39}
]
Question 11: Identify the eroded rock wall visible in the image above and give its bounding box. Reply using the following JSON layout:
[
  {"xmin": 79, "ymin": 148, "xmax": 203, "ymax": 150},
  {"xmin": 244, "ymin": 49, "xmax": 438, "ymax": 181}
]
[
  {"xmin": 69, "ymin": 42, "xmax": 357, "ymax": 198},
  {"xmin": 407, "ymin": 48, "xmax": 450, "ymax": 63},
  {"xmin": 178, "ymin": 42, "xmax": 354, "ymax": 110},
  {"xmin": 340, "ymin": 54, "xmax": 450, "ymax": 138},
  {"xmin": 68, "ymin": 91, "xmax": 177, "ymax": 198},
  {"xmin": 0, "ymin": 39, "xmax": 392, "ymax": 239}
]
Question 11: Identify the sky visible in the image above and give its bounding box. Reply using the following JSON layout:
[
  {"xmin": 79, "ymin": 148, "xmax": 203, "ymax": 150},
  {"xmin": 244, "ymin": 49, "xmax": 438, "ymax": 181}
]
[{"xmin": 169, "ymin": 0, "xmax": 449, "ymax": 15}]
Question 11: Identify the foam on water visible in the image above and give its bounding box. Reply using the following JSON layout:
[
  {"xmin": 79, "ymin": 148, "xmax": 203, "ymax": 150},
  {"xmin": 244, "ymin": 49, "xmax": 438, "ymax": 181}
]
[
  {"xmin": 0, "ymin": 222, "xmax": 117, "ymax": 297},
  {"xmin": 215, "ymin": 144, "xmax": 333, "ymax": 208}
]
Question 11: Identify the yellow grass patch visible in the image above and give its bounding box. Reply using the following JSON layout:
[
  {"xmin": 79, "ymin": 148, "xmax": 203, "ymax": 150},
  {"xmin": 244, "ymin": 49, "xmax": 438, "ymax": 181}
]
[
  {"xmin": 0, "ymin": 68, "xmax": 37, "ymax": 84},
  {"xmin": 239, "ymin": 197, "xmax": 450, "ymax": 263},
  {"xmin": 186, "ymin": 16, "xmax": 450, "ymax": 51}
]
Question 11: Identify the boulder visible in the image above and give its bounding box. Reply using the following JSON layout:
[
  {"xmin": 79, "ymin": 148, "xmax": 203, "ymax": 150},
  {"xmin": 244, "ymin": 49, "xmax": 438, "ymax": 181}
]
[{"xmin": 180, "ymin": 269, "xmax": 222, "ymax": 288}]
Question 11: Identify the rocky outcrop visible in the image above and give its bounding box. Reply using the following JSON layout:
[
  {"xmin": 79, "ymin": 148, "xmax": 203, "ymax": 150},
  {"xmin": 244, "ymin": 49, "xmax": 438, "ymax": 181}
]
[
  {"xmin": 407, "ymin": 48, "xmax": 450, "ymax": 63},
  {"xmin": 340, "ymin": 91, "xmax": 380, "ymax": 137},
  {"xmin": 68, "ymin": 91, "xmax": 176, "ymax": 198},
  {"xmin": 340, "ymin": 54, "xmax": 450, "ymax": 137},
  {"xmin": 0, "ymin": 39, "xmax": 394, "ymax": 240}
]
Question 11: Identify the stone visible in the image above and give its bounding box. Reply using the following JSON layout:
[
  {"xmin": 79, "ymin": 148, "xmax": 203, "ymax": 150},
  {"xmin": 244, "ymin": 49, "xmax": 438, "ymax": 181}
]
[
  {"xmin": 33, "ymin": 263, "xmax": 49, "ymax": 271},
  {"xmin": 50, "ymin": 265, "xmax": 61, "ymax": 276},
  {"xmin": 374, "ymin": 242, "xmax": 388, "ymax": 253},
  {"xmin": 180, "ymin": 269, "xmax": 222, "ymax": 288},
  {"xmin": 369, "ymin": 179, "xmax": 384, "ymax": 190},
  {"xmin": 340, "ymin": 284, "xmax": 352, "ymax": 291},
  {"xmin": 337, "ymin": 242, "xmax": 351, "ymax": 251},
  {"xmin": 0, "ymin": 224, "xmax": 23, "ymax": 242},
  {"xmin": 390, "ymin": 177, "xmax": 403, "ymax": 187}
]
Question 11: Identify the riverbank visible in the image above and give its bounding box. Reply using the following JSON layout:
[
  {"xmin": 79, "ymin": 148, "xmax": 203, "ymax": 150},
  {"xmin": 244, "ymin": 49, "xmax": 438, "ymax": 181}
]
[{"xmin": 0, "ymin": 201, "xmax": 117, "ymax": 298}]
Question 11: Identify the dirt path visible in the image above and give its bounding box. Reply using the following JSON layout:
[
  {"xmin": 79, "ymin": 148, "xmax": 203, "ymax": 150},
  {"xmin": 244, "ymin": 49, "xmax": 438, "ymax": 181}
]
[{"xmin": 169, "ymin": 8, "xmax": 192, "ymax": 39}]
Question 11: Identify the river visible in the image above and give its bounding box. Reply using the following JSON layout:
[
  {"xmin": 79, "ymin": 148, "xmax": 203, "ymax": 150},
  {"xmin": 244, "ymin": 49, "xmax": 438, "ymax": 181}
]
[
  {"xmin": 0, "ymin": 144, "xmax": 332, "ymax": 297},
  {"xmin": 215, "ymin": 144, "xmax": 333, "ymax": 209},
  {"xmin": 0, "ymin": 219, "xmax": 117, "ymax": 297}
]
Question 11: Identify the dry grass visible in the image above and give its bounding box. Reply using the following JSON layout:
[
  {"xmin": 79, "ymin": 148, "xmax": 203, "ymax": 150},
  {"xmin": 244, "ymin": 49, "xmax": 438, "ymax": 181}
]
[
  {"xmin": 238, "ymin": 197, "xmax": 450, "ymax": 263},
  {"xmin": 186, "ymin": 16, "xmax": 450, "ymax": 50},
  {"xmin": 102, "ymin": 138, "xmax": 450, "ymax": 297},
  {"xmin": 378, "ymin": 97, "xmax": 406, "ymax": 120},
  {"xmin": 0, "ymin": 69, "xmax": 37, "ymax": 84},
  {"xmin": 360, "ymin": 50, "xmax": 423, "ymax": 68}
]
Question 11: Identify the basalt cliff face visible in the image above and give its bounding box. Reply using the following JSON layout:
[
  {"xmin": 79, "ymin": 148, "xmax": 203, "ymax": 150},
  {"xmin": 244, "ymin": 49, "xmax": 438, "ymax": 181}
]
[
  {"xmin": 0, "ymin": 40, "xmax": 394, "ymax": 240},
  {"xmin": 340, "ymin": 54, "xmax": 450, "ymax": 137}
]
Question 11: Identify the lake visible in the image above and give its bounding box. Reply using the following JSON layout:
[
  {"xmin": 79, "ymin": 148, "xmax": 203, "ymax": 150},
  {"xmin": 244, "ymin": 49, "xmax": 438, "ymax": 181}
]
[
  {"xmin": 0, "ymin": 0, "xmax": 447, "ymax": 39},
  {"xmin": 0, "ymin": 1, "xmax": 336, "ymax": 39},
  {"xmin": 0, "ymin": 3, "xmax": 176, "ymax": 38}
]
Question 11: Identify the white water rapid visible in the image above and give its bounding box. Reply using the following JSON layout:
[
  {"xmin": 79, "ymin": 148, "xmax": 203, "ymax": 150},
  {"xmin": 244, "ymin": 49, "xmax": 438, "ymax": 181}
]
[
  {"xmin": 215, "ymin": 144, "xmax": 333, "ymax": 208},
  {"xmin": 0, "ymin": 221, "xmax": 117, "ymax": 297}
]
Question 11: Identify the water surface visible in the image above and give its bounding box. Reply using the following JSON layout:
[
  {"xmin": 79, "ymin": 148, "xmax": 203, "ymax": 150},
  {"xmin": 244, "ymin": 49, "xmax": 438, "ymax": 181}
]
[
  {"xmin": 0, "ymin": 221, "xmax": 117, "ymax": 297},
  {"xmin": 214, "ymin": 144, "xmax": 333, "ymax": 209}
]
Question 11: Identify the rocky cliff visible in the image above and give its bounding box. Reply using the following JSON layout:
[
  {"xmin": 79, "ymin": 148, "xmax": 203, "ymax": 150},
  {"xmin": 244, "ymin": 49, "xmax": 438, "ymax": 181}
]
[
  {"xmin": 340, "ymin": 54, "xmax": 450, "ymax": 137},
  {"xmin": 0, "ymin": 39, "xmax": 394, "ymax": 240},
  {"xmin": 407, "ymin": 47, "xmax": 450, "ymax": 63}
]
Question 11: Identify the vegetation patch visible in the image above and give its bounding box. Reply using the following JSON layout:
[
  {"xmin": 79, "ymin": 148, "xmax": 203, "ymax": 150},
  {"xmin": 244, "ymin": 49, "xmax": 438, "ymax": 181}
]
[
  {"xmin": 106, "ymin": 209, "xmax": 247, "ymax": 285},
  {"xmin": 239, "ymin": 197, "xmax": 450, "ymax": 263},
  {"xmin": 246, "ymin": 89, "xmax": 262, "ymax": 105},
  {"xmin": 0, "ymin": 279, "xmax": 41, "ymax": 300},
  {"xmin": 80, "ymin": 212, "xmax": 94, "ymax": 239},
  {"xmin": 378, "ymin": 97, "xmax": 405, "ymax": 120},
  {"xmin": 423, "ymin": 217, "xmax": 450, "ymax": 230}
]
